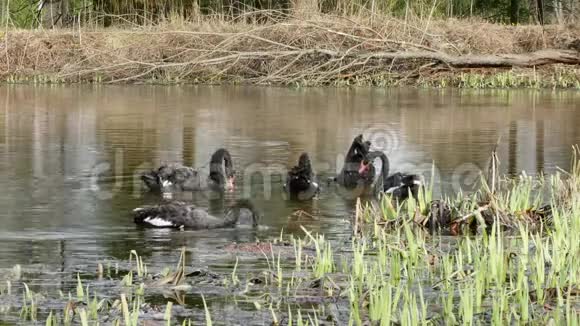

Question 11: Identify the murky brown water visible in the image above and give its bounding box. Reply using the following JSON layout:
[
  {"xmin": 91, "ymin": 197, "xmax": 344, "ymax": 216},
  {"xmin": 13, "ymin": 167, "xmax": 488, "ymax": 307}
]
[{"xmin": 0, "ymin": 85, "xmax": 579, "ymax": 294}]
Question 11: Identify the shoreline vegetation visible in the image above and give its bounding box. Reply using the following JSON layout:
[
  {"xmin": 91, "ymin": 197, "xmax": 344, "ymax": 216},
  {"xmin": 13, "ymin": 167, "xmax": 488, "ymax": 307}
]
[
  {"xmin": 1, "ymin": 150, "xmax": 579, "ymax": 324},
  {"xmin": 1, "ymin": 5, "xmax": 580, "ymax": 87}
]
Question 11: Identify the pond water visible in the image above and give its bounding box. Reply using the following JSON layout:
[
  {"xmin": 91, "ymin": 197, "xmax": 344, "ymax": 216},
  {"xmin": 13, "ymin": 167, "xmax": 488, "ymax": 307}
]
[{"xmin": 0, "ymin": 85, "xmax": 579, "ymax": 312}]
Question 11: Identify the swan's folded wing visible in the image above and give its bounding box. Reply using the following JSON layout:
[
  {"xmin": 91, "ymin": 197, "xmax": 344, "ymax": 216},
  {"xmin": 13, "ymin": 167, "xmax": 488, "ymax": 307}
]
[
  {"xmin": 184, "ymin": 207, "xmax": 229, "ymax": 229},
  {"xmin": 133, "ymin": 202, "xmax": 194, "ymax": 228},
  {"xmin": 133, "ymin": 205, "xmax": 179, "ymax": 227}
]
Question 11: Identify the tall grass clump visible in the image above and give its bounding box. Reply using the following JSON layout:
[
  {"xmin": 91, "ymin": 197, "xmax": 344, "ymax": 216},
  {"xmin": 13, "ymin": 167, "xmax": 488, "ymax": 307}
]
[{"xmin": 2, "ymin": 151, "xmax": 580, "ymax": 325}]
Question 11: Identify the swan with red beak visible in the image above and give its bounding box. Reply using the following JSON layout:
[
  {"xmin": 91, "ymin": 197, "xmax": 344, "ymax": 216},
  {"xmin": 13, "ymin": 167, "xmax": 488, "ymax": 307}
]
[
  {"xmin": 335, "ymin": 134, "xmax": 378, "ymax": 196},
  {"xmin": 336, "ymin": 134, "xmax": 422, "ymax": 200}
]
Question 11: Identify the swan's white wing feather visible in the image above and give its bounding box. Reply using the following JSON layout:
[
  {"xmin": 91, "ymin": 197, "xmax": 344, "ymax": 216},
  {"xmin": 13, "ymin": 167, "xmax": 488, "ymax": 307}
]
[
  {"xmin": 143, "ymin": 216, "xmax": 174, "ymax": 227},
  {"xmin": 385, "ymin": 186, "xmax": 399, "ymax": 194}
]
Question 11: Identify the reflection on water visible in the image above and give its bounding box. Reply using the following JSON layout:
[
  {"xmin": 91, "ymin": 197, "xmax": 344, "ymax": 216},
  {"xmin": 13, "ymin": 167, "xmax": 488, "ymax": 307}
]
[{"xmin": 1, "ymin": 85, "xmax": 579, "ymax": 291}]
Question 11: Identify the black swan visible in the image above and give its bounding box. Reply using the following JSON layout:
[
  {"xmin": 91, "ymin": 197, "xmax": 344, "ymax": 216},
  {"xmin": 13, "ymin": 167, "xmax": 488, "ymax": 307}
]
[
  {"xmin": 335, "ymin": 135, "xmax": 377, "ymax": 196},
  {"xmin": 366, "ymin": 151, "xmax": 422, "ymax": 201},
  {"xmin": 133, "ymin": 199, "xmax": 259, "ymax": 230},
  {"xmin": 284, "ymin": 153, "xmax": 320, "ymax": 200},
  {"xmin": 141, "ymin": 148, "xmax": 235, "ymax": 193}
]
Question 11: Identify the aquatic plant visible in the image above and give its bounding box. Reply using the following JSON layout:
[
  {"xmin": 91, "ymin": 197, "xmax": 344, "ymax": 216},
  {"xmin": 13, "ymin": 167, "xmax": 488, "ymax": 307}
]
[{"xmin": 1, "ymin": 151, "xmax": 580, "ymax": 324}]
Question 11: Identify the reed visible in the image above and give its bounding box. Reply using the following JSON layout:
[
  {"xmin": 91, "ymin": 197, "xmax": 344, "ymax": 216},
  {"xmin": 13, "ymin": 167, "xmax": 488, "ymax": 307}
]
[{"xmin": 1, "ymin": 151, "xmax": 580, "ymax": 324}]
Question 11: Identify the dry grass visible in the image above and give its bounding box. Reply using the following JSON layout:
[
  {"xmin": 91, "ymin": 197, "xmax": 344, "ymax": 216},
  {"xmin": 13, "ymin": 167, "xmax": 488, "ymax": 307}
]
[{"xmin": 0, "ymin": 13, "xmax": 579, "ymax": 86}]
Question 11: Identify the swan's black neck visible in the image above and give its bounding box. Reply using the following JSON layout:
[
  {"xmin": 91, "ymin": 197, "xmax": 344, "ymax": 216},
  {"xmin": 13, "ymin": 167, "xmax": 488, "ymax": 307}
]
[
  {"xmin": 224, "ymin": 199, "xmax": 260, "ymax": 227},
  {"xmin": 367, "ymin": 151, "xmax": 390, "ymax": 184},
  {"xmin": 209, "ymin": 148, "xmax": 234, "ymax": 184},
  {"xmin": 297, "ymin": 153, "xmax": 313, "ymax": 178}
]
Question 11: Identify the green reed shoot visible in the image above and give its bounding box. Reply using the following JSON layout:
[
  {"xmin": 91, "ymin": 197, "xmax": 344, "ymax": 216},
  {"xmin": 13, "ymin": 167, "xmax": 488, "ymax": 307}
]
[
  {"xmin": 301, "ymin": 226, "xmax": 334, "ymax": 278},
  {"xmin": 442, "ymin": 286, "xmax": 456, "ymax": 324},
  {"xmin": 78, "ymin": 308, "xmax": 89, "ymax": 326},
  {"xmin": 351, "ymin": 239, "xmax": 366, "ymax": 287},
  {"xmin": 293, "ymin": 237, "xmax": 303, "ymax": 271},
  {"xmin": 368, "ymin": 281, "xmax": 394, "ymax": 324},
  {"xmin": 129, "ymin": 250, "xmax": 147, "ymax": 278},
  {"xmin": 515, "ymin": 266, "xmax": 529, "ymax": 322},
  {"xmin": 531, "ymin": 234, "xmax": 545, "ymax": 304},
  {"xmin": 121, "ymin": 293, "xmax": 132, "ymax": 326},
  {"xmin": 296, "ymin": 309, "xmax": 304, "ymax": 326},
  {"xmin": 20, "ymin": 283, "xmax": 36, "ymax": 321},
  {"xmin": 182, "ymin": 319, "xmax": 192, "ymax": 326},
  {"xmin": 276, "ymin": 251, "xmax": 283, "ymax": 289},
  {"xmin": 487, "ymin": 221, "xmax": 507, "ymax": 288},
  {"xmin": 164, "ymin": 301, "xmax": 173, "ymax": 326},
  {"xmin": 417, "ymin": 163, "xmax": 434, "ymax": 215},
  {"xmin": 121, "ymin": 271, "xmax": 133, "ymax": 287},
  {"xmin": 379, "ymin": 194, "xmax": 400, "ymax": 221},
  {"xmin": 202, "ymin": 294, "xmax": 212, "ymax": 326},
  {"xmin": 231, "ymin": 257, "xmax": 239, "ymax": 286},
  {"xmin": 400, "ymin": 291, "xmax": 420, "ymax": 326},
  {"xmin": 459, "ymin": 283, "xmax": 474, "ymax": 325},
  {"xmin": 348, "ymin": 278, "xmax": 362, "ymax": 326},
  {"xmin": 76, "ymin": 273, "xmax": 85, "ymax": 301},
  {"xmin": 120, "ymin": 293, "xmax": 140, "ymax": 326}
]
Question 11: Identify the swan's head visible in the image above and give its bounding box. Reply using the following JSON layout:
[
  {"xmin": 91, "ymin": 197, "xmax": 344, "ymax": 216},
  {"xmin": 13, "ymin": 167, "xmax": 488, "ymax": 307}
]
[
  {"xmin": 224, "ymin": 153, "xmax": 236, "ymax": 192},
  {"xmin": 363, "ymin": 140, "xmax": 371, "ymax": 152},
  {"xmin": 209, "ymin": 169, "xmax": 236, "ymax": 191},
  {"xmin": 229, "ymin": 199, "xmax": 260, "ymax": 228},
  {"xmin": 298, "ymin": 153, "xmax": 311, "ymax": 169},
  {"xmin": 358, "ymin": 159, "xmax": 371, "ymax": 175},
  {"xmin": 352, "ymin": 139, "xmax": 371, "ymax": 162},
  {"xmin": 225, "ymin": 174, "xmax": 236, "ymax": 192},
  {"xmin": 159, "ymin": 175, "xmax": 175, "ymax": 194},
  {"xmin": 236, "ymin": 208, "xmax": 260, "ymax": 228},
  {"xmin": 210, "ymin": 148, "xmax": 236, "ymax": 191}
]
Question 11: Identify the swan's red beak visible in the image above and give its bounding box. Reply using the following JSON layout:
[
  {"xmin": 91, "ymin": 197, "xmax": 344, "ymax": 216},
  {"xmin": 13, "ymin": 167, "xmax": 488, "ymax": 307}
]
[
  {"xmin": 226, "ymin": 176, "xmax": 236, "ymax": 192},
  {"xmin": 358, "ymin": 161, "xmax": 370, "ymax": 174}
]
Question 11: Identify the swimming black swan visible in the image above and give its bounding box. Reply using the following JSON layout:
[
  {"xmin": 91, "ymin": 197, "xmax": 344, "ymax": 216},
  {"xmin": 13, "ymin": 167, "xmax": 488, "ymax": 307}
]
[
  {"xmin": 141, "ymin": 148, "xmax": 235, "ymax": 193},
  {"xmin": 133, "ymin": 199, "xmax": 259, "ymax": 229},
  {"xmin": 335, "ymin": 134, "xmax": 377, "ymax": 196},
  {"xmin": 284, "ymin": 153, "xmax": 320, "ymax": 200},
  {"xmin": 366, "ymin": 151, "xmax": 422, "ymax": 201}
]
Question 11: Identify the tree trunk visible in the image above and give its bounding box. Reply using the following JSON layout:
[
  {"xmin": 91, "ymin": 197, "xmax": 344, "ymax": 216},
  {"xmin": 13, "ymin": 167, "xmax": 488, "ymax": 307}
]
[
  {"xmin": 554, "ymin": 0, "xmax": 563, "ymax": 23},
  {"xmin": 510, "ymin": 0, "xmax": 519, "ymax": 24},
  {"xmin": 39, "ymin": 0, "xmax": 71, "ymax": 28},
  {"xmin": 94, "ymin": 0, "xmax": 113, "ymax": 27},
  {"xmin": 536, "ymin": 0, "xmax": 544, "ymax": 25}
]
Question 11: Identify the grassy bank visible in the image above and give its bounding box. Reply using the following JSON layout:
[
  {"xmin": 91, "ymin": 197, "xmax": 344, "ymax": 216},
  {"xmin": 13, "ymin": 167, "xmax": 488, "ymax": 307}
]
[
  {"xmin": 1, "ymin": 152, "xmax": 579, "ymax": 324},
  {"xmin": 1, "ymin": 14, "xmax": 579, "ymax": 88}
]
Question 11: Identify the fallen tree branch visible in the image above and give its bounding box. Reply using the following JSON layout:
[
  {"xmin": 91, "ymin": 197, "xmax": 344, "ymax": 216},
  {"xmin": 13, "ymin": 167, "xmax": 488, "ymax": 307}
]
[
  {"xmin": 110, "ymin": 48, "xmax": 580, "ymax": 72},
  {"xmin": 323, "ymin": 49, "xmax": 580, "ymax": 68},
  {"xmin": 1, "ymin": 18, "xmax": 579, "ymax": 85},
  {"xmin": 367, "ymin": 49, "xmax": 580, "ymax": 68}
]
